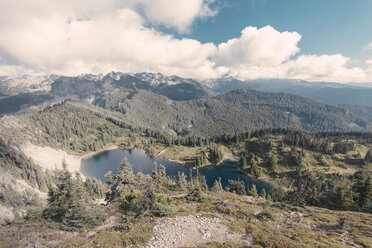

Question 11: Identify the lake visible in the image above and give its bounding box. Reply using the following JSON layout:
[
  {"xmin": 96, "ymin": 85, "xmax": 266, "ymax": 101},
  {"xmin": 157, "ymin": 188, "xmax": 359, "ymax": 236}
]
[{"xmin": 80, "ymin": 148, "xmax": 271, "ymax": 193}]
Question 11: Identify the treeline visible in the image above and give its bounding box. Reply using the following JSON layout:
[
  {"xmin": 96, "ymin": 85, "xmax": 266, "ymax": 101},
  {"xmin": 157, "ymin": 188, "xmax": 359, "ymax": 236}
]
[
  {"xmin": 134, "ymin": 127, "xmax": 372, "ymax": 151},
  {"xmin": 0, "ymin": 138, "xmax": 52, "ymax": 190},
  {"xmin": 94, "ymin": 89, "xmax": 372, "ymax": 136},
  {"xmin": 271, "ymin": 170, "xmax": 372, "ymax": 212},
  {"xmin": 28, "ymin": 101, "xmax": 372, "ymax": 156}
]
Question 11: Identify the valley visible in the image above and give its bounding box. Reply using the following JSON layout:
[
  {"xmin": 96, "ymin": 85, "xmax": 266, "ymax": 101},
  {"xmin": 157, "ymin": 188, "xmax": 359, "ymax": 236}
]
[
  {"xmin": 0, "ymin": 73, "xmax": 371, "ymax": 247},
  {"xmin": 1, "ymin": 1, "xmax": 372, "ymax": 247}
]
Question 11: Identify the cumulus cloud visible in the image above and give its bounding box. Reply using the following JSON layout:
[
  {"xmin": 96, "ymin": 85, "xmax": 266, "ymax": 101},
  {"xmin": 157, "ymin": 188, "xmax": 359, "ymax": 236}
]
[
  {"xmin": 363, "ymin": 42, "xmax": 372, "ymax": 50},
  {"xmin": 216, "ymin": 53, "xmax": 369, "ymax": 83},
  {"xmin": 367, "ymin": 58, "xmax": 372, "ymax": 65},
  {"xmin": 122, "ymin": 0, "xmax": 217, "ymax": 33},
  {"xmin": 213, "ymin": 26, "xmax": 301, "ymax": 67},
  {"xmin": 211, "ymin": 26, "xmax": 369, "ymax": 82},
  {"xmin": 366, "ymin": 58, "xmax": 372, "ymax": 73},
  {"xmin": 0, "ymin": 0, "xmax": 371, "ymax": 82},
  {"xmin": 0, "ymin": 64, "xmax": 38, "ymax": 78},
  {"xmin": 0, "ymin": 1, "xmax": 217, "ymax": 78},
  {"xmin": 283, "ymin": 54, "xmax": 367, "ymax": 82}
]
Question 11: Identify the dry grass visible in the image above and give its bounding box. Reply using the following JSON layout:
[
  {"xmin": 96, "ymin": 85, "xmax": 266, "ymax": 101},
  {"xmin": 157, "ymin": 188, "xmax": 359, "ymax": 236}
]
[{"xmin": 1, "ymin": 190, "xmax": 371, "ymax": 248}]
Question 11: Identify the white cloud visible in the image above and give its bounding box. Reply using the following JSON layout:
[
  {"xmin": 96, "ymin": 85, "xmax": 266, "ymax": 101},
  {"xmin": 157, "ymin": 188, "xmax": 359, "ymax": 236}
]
[
  {"xmin": 221, "ymin": 53, "xmax": 369, "ymax": 83},
  {"xmin": 0, "ymin": 64, "xmax": 38, "ymax": 78},
  {"xmin": 0, "ymin": 3, "xmax": 217, "ymax": 78},
  {"xmin": 214, "ymin": 26, "xmax": 301, "ymax": 67},
  {"xmin": 282, "ymin": 54, "xmax": 367, "ymax": 82},
  {"xmin": 0, "ymin": 0, "xmax": 371, "ymax": 82},
  {"xmin": 363, "ymin": 42, "xmax": 372, "ymax": 50},
  {"xmin": 122, "ymin": 0, "xmax": 217, "ymax": 33},
  {"xmin": 211, "ymin": 26, "xmax": 370, "ymax": 82},
  {"xmin": 366, "ymin": 58, "xmax": 372, "ymax": 73}
]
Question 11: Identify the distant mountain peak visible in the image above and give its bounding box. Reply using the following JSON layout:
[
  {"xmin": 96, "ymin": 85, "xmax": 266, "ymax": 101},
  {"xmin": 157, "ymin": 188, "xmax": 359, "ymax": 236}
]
[
  {"xmin": 0, "ymin": 74, "xmax": 60, "ymax": 95},
  {"xmin": 77, "ymin": 73, "xmax": 104, "ymax": 81}
]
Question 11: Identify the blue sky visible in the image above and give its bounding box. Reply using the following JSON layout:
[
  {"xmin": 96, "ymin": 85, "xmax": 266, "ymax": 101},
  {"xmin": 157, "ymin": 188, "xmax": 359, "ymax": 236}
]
[
  {"xmin": 177, "ymin": 0, "xmax": 372, "ymax": 64},
  {"xmin": 0, "ymin": 0, "xmax": 371, "ymax": 82}
]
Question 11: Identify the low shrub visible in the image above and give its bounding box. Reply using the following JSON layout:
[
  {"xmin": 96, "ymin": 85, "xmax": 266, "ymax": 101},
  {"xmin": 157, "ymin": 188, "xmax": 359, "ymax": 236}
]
[
  {"xmin": 151, "ymin": 202, "xmax": 173, "ymax": 217},
  {"xmin": 186, "ymin": 188, "xmax": 212, "ymax": 202},
  {"xmin": 255, "ymin": 210, "xmax": 276, "ymax": 221}
]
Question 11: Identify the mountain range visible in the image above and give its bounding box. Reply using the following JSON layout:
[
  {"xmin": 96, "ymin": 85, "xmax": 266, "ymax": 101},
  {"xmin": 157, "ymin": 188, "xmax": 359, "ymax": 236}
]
[
  {"xmin": 203, "ymin": 77, "xmax": 372, "ymax": 106},
  {"xmin": 0, "ymin": 72, "xmax": 371, "ymax": 245},
  {"xmin": 0, "ymin": 72, "xmax": 372, "ymax": 134}
]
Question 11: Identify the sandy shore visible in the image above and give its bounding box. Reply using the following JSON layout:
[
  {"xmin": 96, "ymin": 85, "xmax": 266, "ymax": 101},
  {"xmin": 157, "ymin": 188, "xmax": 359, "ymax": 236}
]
[
  {"xmin": 222, "ymin": 153, "xmax": 240, "ymax": 162},
  {"xmin": 80, "ymin": 145, "xmax": 118, "ymax": 160},
  {"xmin": 21, "ymin": 143, "xmax": 118, "ymax": 174},
  {"xmin": 163, "ymin": 158, "xmax": 186, "ymax": 165},
  {"xmin": 21, "ymin": 142, "xmax": 82, "ymax": 174}
]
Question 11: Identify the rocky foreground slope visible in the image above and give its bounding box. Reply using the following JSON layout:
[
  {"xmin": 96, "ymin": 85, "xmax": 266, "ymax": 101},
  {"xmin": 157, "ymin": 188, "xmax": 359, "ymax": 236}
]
[{"xmin": 0, "ymin": 191, "xmax": 371, "ymax": 248}]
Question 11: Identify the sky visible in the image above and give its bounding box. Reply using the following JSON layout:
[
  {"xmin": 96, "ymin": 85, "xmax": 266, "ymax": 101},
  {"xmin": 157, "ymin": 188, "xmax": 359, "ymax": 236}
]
[{"xmin": 0, "ymin": 0, "xmax": 372, "ymax": 82}]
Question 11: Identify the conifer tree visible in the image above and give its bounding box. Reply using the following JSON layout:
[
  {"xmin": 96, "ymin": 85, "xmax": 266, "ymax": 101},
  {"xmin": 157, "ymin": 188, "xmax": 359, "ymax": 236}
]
[
  {"xmin": 151, "ymin": 162, "xmax": 158, "ymax": 179},
  {"xmin": 365, "ymin": 150, "xmax": 372, "ymax": 165},
  {"xmin": 260, "ymin": 188, "xmax": 267, "ymax": 199},
  {"xmin": 241, "ymin": 157, "xmax": 247, "ymax": 169},
  {"xmin": 248, "ymin": 184, "xmax": 258, "ymax": 197},
  {"xmin": 105, "ymin": 158, "xmax": 135, "ymax": 201},
  {"xmin": 266, "ymin": 193, "xmax": 272, "ymax": 201},
  {"xmin": 159, "ymin": 164, "xmax": 166, "ymax": 178},
  {"xmin": 199, "ymin": 175, "xmax": 208, "ymax": 191},
  {"xmin": 44, "ymin": 163, "xmax": 107, "ymax": 231},
  {"xmin": 268, "ymin": 155, "xmax": 278, "ymax": 172},
  {"xmin": 226, "ymin": 180, "xmax": 246, "ymax": 195},
  {"xmin": 61, "ymin": 194, "xmax": 85, "ymax": 232},
  {"xmin": 177, "ymin": 172, "xmax": 187, "ymax": 190},
  {"xmin": 359, "ymin": 175, "xmax": 372, "ymax": 209},
  {"xmin": 211, "ymin": 177, "xmax": 223, "ymax": 192}
]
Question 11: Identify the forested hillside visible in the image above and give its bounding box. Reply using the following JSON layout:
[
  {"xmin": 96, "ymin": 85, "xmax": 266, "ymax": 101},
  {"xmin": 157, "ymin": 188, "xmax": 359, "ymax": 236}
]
[
  {"xmin": 0, "ymin": 101, "xmax": 134, "ymax": 154},
  {"xmin": 0, "ymin": 139, "xmax": 51, "ymax": 225},
  {"xmin": 342, "ymin": 104, "xmax": 372, "ymax": 123},
  {"xmin": 96, "ymin": 89, "xmax": 372, "ymax": 135},
  {"xmin": 0, "ymin": 97, "xmax": 371, "ymax": 247},
  {"xmin": 204, "ymin": 77, "xmax": 372, "ymax": 106}
]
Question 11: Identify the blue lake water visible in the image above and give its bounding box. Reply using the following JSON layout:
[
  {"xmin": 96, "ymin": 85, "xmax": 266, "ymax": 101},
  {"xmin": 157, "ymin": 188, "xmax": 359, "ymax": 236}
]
[{"xmin": 80, "ymin": 148, "xmax": 270, "ymax": 193}]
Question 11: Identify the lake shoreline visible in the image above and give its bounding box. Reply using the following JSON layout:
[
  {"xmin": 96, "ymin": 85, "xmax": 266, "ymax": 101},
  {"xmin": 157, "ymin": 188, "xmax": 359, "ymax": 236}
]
[
  {"xmin": 155, "ymin": 149, "xmax": 272, "ymax": 188},
  {"xmin": 82, "ymin": 147, "xmax": 272, "ymax": 191},
  {"xmin": 155, "ymin": 148, "xmax": 241, "ymax": 169},
  {"xmin": 80, "ymin": 145, "xmax": 119, "ymax": 161},
  {"xmin": 236, "ymin": 166, "xmax": 277, "ymax": 188}
]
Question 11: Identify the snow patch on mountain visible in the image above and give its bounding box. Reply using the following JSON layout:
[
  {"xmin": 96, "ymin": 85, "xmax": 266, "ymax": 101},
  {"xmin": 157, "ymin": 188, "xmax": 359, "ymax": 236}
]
[{"xmin": 0, "ymin": 74, "xmax": 59, "ymax": 95}]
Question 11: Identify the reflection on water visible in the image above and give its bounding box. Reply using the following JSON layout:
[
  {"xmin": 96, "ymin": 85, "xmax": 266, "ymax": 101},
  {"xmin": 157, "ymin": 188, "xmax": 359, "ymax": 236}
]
[{"xmin": 80, "ymin": 148, "xmax": 270, "ymax": 193}]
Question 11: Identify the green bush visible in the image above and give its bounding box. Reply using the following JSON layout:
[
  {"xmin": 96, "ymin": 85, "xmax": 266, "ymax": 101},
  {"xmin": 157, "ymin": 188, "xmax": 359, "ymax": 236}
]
[
  {"xmin": 155, "ymin": 193, "xmax": 172, "ymax": 205},
  {"xmin": 186, "ymin": 188, "xmax": 212, "ymax": 202},
  {"xmin": 226, "ymin": 180, "xmax": 246, "ymax": 195},
  {"xmin": 121, "ymin": 190, "xmax": 143, "ymax": 211},
  {"xmin": 255, "ymin": 210, "xmax": 276, "ymax": 221},
  {"xmin": 25, "ymin": 206, "xmax": 44, "ymax": 221},
  {"xmin": 151, "ymin": 202, "xmax": 173, "ymax": 217},
  {"xmin": 85, "ymin": 204, "xmax": 108, "ymax": 227}
]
